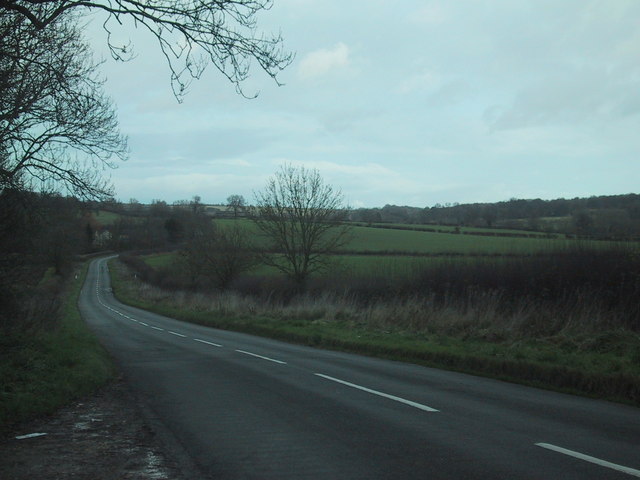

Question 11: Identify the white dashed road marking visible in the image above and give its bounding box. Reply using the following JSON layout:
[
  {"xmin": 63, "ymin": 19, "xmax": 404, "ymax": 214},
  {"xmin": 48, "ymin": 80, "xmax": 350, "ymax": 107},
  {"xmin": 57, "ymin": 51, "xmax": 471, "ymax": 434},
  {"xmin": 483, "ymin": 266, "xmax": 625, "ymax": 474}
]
[
  {"xmin": 194, "ymin": 338, "xmax": 223, "ymax": 348},
  {"xmin": 314, "ymin": 373, "xmax": 439, "ymax": 412},
  {"xmin": 535, "ymin": 443, "xmax": 640, "ymax": 477},
  {"xmin": 235, "ymin": 349, "xmax": 287, "ymax": 365}
]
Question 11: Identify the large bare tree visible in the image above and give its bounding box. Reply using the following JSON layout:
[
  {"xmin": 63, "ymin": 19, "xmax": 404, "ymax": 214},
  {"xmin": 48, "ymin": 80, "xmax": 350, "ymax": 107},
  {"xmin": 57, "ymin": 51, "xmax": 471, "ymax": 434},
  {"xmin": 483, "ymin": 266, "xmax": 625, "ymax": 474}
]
[
  {"xmin": 252, "ymin": 164, "xmax": 351, "ymax": 287},
  {"xmin": 0, "ymin": 11, "xmax": 127, "ymax": 198},
  {"xmin": 0, "ymin": 0, "xmax": 293, "ymax": 99}
]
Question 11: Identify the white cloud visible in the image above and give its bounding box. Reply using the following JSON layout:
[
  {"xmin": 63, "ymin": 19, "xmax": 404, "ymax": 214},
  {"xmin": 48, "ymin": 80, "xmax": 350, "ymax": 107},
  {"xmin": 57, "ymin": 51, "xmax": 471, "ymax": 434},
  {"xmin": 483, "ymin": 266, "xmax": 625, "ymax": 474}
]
[
  {"xmin": 207, "ymin": 158, "xmax": 252, "ymax": 168},
  {"xmin": 284, "ymin": 159, "xmax": 397, "ymax": 177},
  {"xmin": 488, "ymin": 67, "xmax": 640, "ymax": 131},
  {"xmin": 297, "ymin": 43, "xmax": 350, "ymax": 79},
  {"xmin": 396, "ymin": 71, "xmax": 440, "ymax": 95},
  {"xmin": 114, "ymin": 172, "xmax": 266, "ymax": 203},
  {"xmin": 409, "ymin": 3, "xmax": 448, "ymax": 25},
  {"xmin": 272, "ymin": 159, "xmax": 430, "ymax": 205}
]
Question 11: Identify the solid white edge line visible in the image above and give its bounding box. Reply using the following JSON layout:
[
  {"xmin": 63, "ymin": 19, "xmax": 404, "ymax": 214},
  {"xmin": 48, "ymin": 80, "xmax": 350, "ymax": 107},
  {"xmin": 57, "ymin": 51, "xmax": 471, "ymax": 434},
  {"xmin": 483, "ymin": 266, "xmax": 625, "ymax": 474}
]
[
  {"xmin": 168, "ymin": 331, "xmax": 187, "ymax": 338},
  {"xmin": 194, "ymin": 338, "xmax": 222, "ymax": 347},
  {"xmin": 235, "ymin": 349, "xmax": 287, "ymax": 365},
  {"xmin": 314, "ymin": 373, "xmax": 439, "ymax": 412},
  {"xmin": 535, "ymin": 443, "xmax": 640, "ymax": 477}
]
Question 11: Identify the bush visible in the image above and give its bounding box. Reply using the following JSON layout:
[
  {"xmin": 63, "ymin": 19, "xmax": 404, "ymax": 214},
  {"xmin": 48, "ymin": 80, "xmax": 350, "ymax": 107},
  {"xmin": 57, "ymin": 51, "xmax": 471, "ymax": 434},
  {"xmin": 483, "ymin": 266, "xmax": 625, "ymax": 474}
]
[{"xmin": 120, "ymin": 245, "xmax": 640, "ymax": 334}]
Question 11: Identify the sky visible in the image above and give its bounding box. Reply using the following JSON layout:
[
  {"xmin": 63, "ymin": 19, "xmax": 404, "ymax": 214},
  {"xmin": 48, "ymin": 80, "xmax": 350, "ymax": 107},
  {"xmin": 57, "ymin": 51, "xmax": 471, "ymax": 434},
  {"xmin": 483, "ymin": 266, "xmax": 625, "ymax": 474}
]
[{"xmin": 85, "ymin": 0, "xmax": 640, "ymax": 208}]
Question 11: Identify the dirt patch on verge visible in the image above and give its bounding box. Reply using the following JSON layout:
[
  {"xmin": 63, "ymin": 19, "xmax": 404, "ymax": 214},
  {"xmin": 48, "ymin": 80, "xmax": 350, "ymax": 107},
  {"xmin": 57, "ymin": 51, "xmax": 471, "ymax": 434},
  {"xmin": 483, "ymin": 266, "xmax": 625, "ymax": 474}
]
[{"xmin": 0, "ymin": 376, "xmax": 188, "ymax": 479}]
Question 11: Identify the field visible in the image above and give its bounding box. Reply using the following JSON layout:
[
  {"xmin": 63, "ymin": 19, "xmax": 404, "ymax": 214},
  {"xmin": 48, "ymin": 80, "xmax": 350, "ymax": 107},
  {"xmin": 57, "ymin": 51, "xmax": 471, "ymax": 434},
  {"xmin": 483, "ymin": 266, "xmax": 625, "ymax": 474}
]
[
  {"xmin": 93, "ymin": 210, "xmax": 122, "ymax": 225},
  {"xmin": 350, "ymin": 221, "xmax": 562, "ymax": 237},
  {"xmin": 213, "ymin": 218, "xmax": 605, "ymax": 253},
  {"xmin": 144, "ymin": 251, "xmax": 455, "ymax": 279},
  {"xmin": 143, "ymin": 219, "xmax": 610, "ymax": 280},
  {"xmin": 340, "ymin": 225, "xmax": 569, "ymax": 254}
]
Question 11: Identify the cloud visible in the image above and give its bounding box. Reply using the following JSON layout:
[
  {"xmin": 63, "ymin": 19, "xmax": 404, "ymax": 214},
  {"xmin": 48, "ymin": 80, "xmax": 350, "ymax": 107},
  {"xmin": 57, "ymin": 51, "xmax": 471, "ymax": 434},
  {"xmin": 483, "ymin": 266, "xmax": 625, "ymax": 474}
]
[
  {"xmin": 297, "ymin": 43, "xmax": 350, "ymax": 79},
  {"xmin": 396, "ymin": 71, "xmax": 440, "ymax": 95},
  {"xmin": 284, "ymin": 159, "xmax": 397, "ymax": 177},
  {"xmin": 128, "ymin": 128, "xmax": 273, "ymax": 163},
  {"xmin": 425, "ymin": 80, "xmax": 470, "ymax": 107},
  {"xmin": 273, "ymin": 159, "xmax": 431, "ymax": 206},
  {"xmin": 396, "ymin": 69, "xmax": 469, "ymax": 107},
  {"xmin": 488, "ymin": 67, "xmax": 640, "ymax": 130},
  {"xmin": 408, "ymin": 3, "xmax": 448, "ymax": 25},
  {"xmin": 113, "ymin": 172, "xmax": 266, "ymax": 203},
  {"xmin": 207, "ymin": 158, "xmax": 252, "ymax": 168}
]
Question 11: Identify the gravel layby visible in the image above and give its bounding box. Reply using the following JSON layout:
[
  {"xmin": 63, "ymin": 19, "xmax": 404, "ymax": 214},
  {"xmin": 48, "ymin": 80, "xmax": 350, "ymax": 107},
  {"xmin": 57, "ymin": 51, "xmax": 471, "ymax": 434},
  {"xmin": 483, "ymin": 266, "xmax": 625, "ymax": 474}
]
[{"xmin": 0, "ymin": 377, "xmax": 192, "ymax": 480}]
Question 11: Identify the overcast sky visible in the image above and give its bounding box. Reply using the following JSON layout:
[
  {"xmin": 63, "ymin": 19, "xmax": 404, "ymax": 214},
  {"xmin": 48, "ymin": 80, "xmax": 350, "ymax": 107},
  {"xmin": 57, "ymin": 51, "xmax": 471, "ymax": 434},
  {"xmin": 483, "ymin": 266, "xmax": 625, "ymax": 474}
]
[{"xmin": 86, "ymin": 0, "xmax": 640, "ymax": 208}]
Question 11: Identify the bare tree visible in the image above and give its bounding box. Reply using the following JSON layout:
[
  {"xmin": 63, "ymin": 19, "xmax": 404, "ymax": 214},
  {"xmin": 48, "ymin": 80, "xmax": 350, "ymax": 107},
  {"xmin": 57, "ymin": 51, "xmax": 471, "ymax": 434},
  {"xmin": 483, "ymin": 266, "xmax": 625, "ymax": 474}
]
[
  {"xmin": 191, "ymin": 195, "xmax": 204, "ymax": 215},
  {"xmin": 252, "ymin": 164, "xmax": 351, "ymax": 287},
  {"xmin": 0, "ymin": 11, "xmax": 127, "ymax": 199},
  {"xmin": 227, "ymin": 194, "xmax": 246, "ymax": 218},
  {"xmin": 181, "ymin": 222, "xmax": 255, "ymax": 290},
  {"xmin": 0, "ymin": 0, "xmax": 293, "ymax": 99}
]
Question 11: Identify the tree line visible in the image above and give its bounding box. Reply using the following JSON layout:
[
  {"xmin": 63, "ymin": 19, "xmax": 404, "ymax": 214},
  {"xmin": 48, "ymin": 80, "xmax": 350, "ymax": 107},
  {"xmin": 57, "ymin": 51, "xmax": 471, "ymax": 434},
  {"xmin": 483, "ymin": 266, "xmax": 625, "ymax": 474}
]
[{"xmin": 350, "ymin": 194, "xmax": 640, "ymax": 238}]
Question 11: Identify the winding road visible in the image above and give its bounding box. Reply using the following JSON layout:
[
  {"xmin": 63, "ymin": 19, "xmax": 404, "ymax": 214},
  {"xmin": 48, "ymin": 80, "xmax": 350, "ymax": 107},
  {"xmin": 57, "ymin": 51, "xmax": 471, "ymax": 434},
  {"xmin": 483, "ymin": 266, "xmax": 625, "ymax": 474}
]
[{"xmin": 79, "ymin": 258, "xmax": 640, "ymax": 479}]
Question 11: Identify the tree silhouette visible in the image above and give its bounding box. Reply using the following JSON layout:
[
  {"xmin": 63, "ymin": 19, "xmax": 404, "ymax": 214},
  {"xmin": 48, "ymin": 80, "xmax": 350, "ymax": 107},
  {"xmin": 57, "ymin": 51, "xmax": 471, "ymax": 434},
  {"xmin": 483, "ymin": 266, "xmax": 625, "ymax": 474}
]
[
  {"xmin": 253, "ymin": 165, "xmax": 350, "ymax": 288},
  {"xmin": 0, "ymin": 12, "xmax": 127, "ymax": 198},
  {"xmin": 0, "ymin": 0, "xmax": 293, "ymax": 99}
]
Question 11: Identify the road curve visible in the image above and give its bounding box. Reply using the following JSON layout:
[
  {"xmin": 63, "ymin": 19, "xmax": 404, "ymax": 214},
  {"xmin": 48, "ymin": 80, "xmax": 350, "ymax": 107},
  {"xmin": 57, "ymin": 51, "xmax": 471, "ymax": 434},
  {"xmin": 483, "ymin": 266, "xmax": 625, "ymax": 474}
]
[{"xmin": 79, "ymin": 258, "xmax": 640, "ymax": 479}]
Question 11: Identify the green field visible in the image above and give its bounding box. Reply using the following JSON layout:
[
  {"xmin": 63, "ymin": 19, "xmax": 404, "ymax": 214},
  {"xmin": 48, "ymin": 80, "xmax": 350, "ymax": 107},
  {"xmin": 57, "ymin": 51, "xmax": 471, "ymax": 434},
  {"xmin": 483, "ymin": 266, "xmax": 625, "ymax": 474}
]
[
  {"xmin": 341, "ymin": 225, "xmax": 570, "ymax": 254},
  {"xmin": 94, "ymin": 210, "xmax": 121, "ymax": 225},
  {"xmin": 143, "ymin": 219, "xmax": 620, "ymax": 278},
  {"xmin": 143, "ymin": 252, "xmax": 176, "ymax": 268},
  {"xmin": 143, "ymin": 251, "xmax": 492, "ymax": 279},
  {"xmin": 351, "ymin": 222, "xmax": 560, "ymax": 237},
  {"xmin": 214, "ymin": 219, "xmax": 577, "ymax": 254}
]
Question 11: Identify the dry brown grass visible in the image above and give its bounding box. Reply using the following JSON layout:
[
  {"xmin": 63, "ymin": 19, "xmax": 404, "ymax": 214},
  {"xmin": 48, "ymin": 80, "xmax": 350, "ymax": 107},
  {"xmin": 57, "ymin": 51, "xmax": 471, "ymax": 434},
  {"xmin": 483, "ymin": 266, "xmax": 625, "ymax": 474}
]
[{"xmin": 121, "ymin": 264, "xmax": 627, "ymax": 345}]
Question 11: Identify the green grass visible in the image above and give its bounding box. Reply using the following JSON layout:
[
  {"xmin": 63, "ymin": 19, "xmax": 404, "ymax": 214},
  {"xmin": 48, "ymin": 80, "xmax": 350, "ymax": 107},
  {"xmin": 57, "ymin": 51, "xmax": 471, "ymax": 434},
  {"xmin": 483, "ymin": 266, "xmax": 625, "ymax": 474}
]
[
  {"xmin": 109, "ymin": 259, "xmax": 640, "ymax": 406},
  {"xmin": 139, "ymin": 244, "xmax": 616, "ymax": 283},
  {"xmin": 213, "ymin": 218, "xmax": 583, "ymax": 255},
  {"xmin": 353, "ymin": 222, "xmax": 558, "ymax": 237},
  {"xmin": 94, "ymin": 210, "xmax": 121, "ymax": 225},
  {"xmin": 143, "ymin": 252, "xmax": 177, "ymax": 269},
  {"xmin": 343, "ymin": 225, "xmax": 576, "ymax": 254},
  {"xmin": 141, "ymin": 252, "xmax": 477, "ymax": 279},
  {"xmin": 0, "ymin": 263, "xmax": 114, "ymax": 433}
]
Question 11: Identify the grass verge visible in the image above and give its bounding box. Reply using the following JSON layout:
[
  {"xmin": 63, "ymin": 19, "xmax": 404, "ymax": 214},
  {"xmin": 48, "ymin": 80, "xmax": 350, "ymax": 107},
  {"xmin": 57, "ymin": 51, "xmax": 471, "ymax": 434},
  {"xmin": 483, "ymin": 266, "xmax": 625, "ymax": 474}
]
[
  {"xmin": 0, "ymin": 262, "xmax": 115, "ymax": 434},
  {"xmin": 109, "ymin": 259, "xmax": 640, "ymax": 407}
]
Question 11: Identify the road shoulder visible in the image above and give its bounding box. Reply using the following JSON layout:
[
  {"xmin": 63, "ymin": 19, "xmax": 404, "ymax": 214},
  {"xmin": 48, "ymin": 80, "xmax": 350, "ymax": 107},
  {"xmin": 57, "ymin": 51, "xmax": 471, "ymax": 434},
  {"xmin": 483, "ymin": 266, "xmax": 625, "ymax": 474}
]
[{"xmin": 0, "ymin": 375, "xmax": 190, "ymax": 480}]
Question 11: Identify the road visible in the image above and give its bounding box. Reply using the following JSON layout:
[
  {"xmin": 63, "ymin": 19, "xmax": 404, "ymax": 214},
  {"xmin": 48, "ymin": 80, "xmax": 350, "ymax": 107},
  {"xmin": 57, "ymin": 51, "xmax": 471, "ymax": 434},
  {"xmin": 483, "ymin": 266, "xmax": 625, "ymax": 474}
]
[{"xmin": 79, "ymin": 258, "xmax": 640, "ymax": 479}]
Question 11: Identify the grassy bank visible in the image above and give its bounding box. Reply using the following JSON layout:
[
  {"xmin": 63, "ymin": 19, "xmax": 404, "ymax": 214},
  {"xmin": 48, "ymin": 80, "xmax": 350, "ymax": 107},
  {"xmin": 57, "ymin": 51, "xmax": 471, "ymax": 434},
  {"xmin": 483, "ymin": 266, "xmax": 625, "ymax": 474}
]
[
  {"xmin": 110, "ymin": 258, "xmax": 640, "ymax": 406},
  {"xmin": 0, "ymin": 262, "xmax": 114, "ymax": 433}
]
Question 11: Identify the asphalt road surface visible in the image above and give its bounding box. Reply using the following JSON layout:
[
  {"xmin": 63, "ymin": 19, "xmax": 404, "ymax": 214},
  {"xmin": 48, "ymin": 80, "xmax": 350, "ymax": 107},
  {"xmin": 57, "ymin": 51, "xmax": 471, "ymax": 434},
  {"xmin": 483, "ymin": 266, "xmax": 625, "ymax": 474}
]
[{"xmin": 79, "ymin": 258, "xmax": 640, "ymax": 479}]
